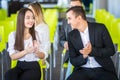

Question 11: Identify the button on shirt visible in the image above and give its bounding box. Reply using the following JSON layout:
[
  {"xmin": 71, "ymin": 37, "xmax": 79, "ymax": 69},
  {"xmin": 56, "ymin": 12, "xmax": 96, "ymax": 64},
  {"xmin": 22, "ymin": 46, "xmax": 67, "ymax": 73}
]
[{"xmin": 80, "ymin": 27, "xmax": 101, "ymax": 68}]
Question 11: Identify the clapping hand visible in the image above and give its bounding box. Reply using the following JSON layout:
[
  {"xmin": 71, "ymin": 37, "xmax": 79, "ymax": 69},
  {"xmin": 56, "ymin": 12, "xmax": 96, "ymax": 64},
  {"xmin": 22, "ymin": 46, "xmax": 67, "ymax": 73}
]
[
  {"xmin": 33, "ymin": 40, "xmax": 39, "ymax": 54},
  {"xmin": 25, "ymin": 40, "xmax": 39, "ymax": 54},
  {"xmin": 79, "ymin": 42, "xmax": 92, "ymax": 58},
  {"xmin": 64, "ymin": 41, "xmax": 69, "ymax": 50}
]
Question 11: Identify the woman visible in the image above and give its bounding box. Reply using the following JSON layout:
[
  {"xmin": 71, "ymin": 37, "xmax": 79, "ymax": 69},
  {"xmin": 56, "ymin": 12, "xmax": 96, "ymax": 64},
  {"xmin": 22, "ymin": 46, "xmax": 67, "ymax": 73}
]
[
  {"xmin": 5, "ymin": 8, "xmax": 41, "ymax": 80},
  {"xmin": 28, "ymin": 2, "xmax": 50, "ymax": 62}
]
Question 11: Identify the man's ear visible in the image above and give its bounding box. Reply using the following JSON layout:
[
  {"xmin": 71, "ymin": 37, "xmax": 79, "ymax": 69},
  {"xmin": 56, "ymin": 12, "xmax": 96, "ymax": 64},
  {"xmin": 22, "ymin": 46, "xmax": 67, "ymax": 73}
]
[
  {"xmin": 77, "ymin": 15, "xmax": 82, "ymax": 22},
  {"xmin": 78, "ymin": 15, "xmax": 82, "ymax": 20}
]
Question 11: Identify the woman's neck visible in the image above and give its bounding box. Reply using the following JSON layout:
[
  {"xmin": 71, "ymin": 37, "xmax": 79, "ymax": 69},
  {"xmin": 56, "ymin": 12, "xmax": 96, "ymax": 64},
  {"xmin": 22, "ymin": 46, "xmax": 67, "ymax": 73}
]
[{"xmin": 24, "ymin": 28, "xmax": 31, "ymax": 40}]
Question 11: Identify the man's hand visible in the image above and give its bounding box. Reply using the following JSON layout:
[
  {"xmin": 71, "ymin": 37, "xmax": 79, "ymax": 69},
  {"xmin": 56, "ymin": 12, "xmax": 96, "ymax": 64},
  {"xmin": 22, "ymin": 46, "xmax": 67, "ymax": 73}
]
[
  {"xmin": 79, "ymin": 42, "xmax": 92, "ymax": 58},
  {"xmin": 64, "ymin": 41, "xmax": 69, "ymax": 50}
]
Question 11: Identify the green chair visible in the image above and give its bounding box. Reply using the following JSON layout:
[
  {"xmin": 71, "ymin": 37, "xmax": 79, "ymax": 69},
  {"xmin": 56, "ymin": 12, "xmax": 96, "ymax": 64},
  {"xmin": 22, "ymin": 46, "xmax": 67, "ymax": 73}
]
[
  {"xmin": 60, "ymin": 49, "xmax": 74, "ymax": 80},
  {"xmin": 44, "ymin": 8, "xmax": 59, "ymax": 80},
  {"xmin": 117, "ymin": 21, "xmax": 120, "ymax": 51},
  {"xmin": 60, "ymin": 48, "xmax": 66, "ymax": 80},
  {"xmin": 95, "ymin": 9, "xmax": 106, "ymax": 23},
  {"xmin": 9, "ymin": 13, "xmax": 17, "ymax": 30},
  {"xmin": 0, "ymin": 26, "xmax": 5, "ymax": 52},
  {"xmin": 104, "ymin": 14, "xmax": 114, "ymax": 33},
  {"xmin": 39, "ymin": 59, "xmax": 49, "ymax": 80},
  {"xmin": 0, "ymin": 26, "xmax": 5, "ymax": 80},
  {"xmin": 0, "ymin": 20, "xmax": 15, "ymax": 43},
  {"xmin": 0, "ymin": 9, "xmax": 7, "ymax": 21},
  {"xmin": 110, "ymin": 18, "xmax": 119, "ymax": 44}
]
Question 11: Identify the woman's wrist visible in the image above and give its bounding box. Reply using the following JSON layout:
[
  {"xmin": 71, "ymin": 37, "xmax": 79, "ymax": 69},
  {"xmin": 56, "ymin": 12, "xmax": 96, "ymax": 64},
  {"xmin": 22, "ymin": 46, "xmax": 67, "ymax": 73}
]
[{"xmin": 24, "ymin": 49, "xmax": 29, "ymax": 54}]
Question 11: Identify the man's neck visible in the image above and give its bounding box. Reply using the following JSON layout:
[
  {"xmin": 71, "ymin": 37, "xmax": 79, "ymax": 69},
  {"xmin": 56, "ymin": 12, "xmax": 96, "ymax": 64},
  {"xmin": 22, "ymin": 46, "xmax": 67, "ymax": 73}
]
[{"xmin": 78, "ymin": 21, "xmax": 88, "ymax": 32}]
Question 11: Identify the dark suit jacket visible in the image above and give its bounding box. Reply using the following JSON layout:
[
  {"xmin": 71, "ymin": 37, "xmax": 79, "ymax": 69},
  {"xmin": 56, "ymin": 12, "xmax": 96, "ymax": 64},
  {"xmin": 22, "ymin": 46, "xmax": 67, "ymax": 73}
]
[
  {"xmin": 68, "ymin": 22, "xmax": 116, "ymax": 75},
  {"xmin": 59, "ymin": 19, "xmax": 71, "ymax": 47},
  {"xmin": 60, "ymin": 17, "xmax": 95, "ymax": 47},
  {"xmin": 59, "ymin": 17, "xmax": 95, "ymax": 62}
]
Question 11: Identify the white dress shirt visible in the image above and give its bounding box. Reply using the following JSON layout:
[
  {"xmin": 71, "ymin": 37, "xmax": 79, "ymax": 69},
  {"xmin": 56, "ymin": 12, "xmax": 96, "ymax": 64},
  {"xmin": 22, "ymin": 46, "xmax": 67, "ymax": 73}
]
[
  {"xmin": 80, "ymin": 27, "xmax": 101, "ymax": 68},
  {"xmin": 7, "ymin": 23, "xmax": 50, "ymax": 62}
]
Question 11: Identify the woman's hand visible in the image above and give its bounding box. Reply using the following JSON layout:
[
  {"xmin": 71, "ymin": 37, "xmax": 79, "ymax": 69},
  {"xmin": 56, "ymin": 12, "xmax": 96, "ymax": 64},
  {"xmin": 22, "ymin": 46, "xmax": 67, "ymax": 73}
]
[{"xmin": 33, "ymin": 40, "xmax": 39, "ymax": 54}]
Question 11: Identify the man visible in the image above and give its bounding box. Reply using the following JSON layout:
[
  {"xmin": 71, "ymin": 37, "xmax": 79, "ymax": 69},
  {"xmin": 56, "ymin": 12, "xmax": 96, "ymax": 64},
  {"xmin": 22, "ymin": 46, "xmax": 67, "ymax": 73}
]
[
  {"xmin": 60, "ymin": 0, "xmax": 95, "ymax": 49},
  {"xmin": 82, "ymin": 0, "xmax": 93, "ymax": 12},
  {"xmin": 59, "ymin": 0, "xmax": 95, "ymax": 79},
  {"xmin": 66, "ymin": 6, "xmax": 118, "ymax": 80}
]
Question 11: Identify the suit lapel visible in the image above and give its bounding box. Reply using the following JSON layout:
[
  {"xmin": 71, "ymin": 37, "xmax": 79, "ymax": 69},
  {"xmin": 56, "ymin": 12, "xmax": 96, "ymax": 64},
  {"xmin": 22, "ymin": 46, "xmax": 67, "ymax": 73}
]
[
  {"xmin": 88, "ymin": 22, "xmax": 95, "ymax": 46},
  {"xmin": 74, "ymin": 29, "xmax": 84, "ymax": 49},
  {"xmin": 73, "ymin": 22, "xmax": 95, "ymax": 50}
]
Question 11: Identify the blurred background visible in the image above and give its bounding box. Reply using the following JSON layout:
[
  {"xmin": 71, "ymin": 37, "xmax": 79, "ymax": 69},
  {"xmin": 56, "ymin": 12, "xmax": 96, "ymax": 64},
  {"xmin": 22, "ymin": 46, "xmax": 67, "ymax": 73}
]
[{"xmin": 0, "ymin": 0, "xmax": 120, "ymax": 80}]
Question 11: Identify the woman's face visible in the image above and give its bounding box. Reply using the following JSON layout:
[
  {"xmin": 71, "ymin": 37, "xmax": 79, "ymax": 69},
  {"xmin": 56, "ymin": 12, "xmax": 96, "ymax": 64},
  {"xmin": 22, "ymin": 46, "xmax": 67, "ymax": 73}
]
[
  {"xmin": 28, "ymin": 6, "xmax": 37, "ymax": 25},
  {"xmin": 24, "ymin": 10, "xmax": 35, "ymax": 28}
]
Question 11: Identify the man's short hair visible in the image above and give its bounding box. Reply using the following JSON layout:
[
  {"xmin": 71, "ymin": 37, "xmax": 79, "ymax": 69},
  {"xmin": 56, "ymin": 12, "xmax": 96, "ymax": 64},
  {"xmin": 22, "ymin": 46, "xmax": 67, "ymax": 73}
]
[
  {"xmin": 70, "ymin": 0, "xmax": 82, "ymax": 3},
  {"xmin": 66, "ymin": 6, "xmax": 86, "ymax": 20}
]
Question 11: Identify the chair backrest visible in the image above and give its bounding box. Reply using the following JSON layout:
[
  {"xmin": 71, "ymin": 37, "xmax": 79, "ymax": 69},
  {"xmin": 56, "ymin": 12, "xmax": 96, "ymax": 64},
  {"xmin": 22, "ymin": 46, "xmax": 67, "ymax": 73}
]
[
  {"xmin": 44, "ymin": 9, "xmax": 58, "ymax": 43},
  {"xmin": 117, "ymin": 21, "xmax": 120, "ymax": 51},
  {"xmin": 0, "ymin": 26, "xmax": 5, "ymax": 52},
  {"xmin": 0, "ymin": 20, "xmax": 15, "ymax": 43},
  {"xmin": 0, "ymin": 9, "xmax": 7, "ymax": 21}
]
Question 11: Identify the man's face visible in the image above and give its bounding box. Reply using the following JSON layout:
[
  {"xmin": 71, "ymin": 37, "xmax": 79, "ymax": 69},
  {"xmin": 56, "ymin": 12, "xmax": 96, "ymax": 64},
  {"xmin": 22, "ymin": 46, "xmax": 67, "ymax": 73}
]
[
  {"xmin": 66, "ymin": 10, "xmax": 79, "ymax": 29},
  {"xmin": 70, "ymin": 1, "xmax": 82, "ymax": 7}
]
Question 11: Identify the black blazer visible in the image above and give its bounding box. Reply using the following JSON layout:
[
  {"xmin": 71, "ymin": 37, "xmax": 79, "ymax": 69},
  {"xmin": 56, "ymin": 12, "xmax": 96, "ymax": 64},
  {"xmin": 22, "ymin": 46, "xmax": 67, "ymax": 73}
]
[
  {"xmin": 59, "ymin": 17, "xmax": 95, "ymax": 47},
  {"xmin": 59, "ymin": 18, "xmax": 95, "ymax": 62},
  {"xmin": 68, "ymin": 22, "xmax": 116, "ymax": 75},
  {"xmin": 59, "ymin": 19, "xmax": 72, "ymax": 47}
]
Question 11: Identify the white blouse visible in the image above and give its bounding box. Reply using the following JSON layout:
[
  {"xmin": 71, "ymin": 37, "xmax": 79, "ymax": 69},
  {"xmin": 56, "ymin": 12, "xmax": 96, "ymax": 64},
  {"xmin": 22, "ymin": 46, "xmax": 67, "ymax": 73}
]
[{"xmin": 7, "ymin": 23, "xmax": 50, "ymax": 62}]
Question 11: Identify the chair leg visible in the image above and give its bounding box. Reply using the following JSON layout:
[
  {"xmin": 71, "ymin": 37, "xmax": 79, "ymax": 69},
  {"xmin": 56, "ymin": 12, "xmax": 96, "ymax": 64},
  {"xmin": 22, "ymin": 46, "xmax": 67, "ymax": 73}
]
[
  {"xmin": 4, "ymin": 50, "xmax": 11, "ymax": 71},
  {"xmin": 53, "ymin": 27, "xmax": 59, "ymax": 68},
  {"xmin": 1, "ymin": 52, "xmax": 4, "ymax": 80},
  {"xmin": 118, "ymin": 53, "xmax": 120, "ymax": 79},
  {"xmin": 45, "ymin": 68, "xmax": 48, "ymax": 80},
  {"xmin": 53, "ymin": 46, "xmax": 56, "ymax": 68},
  {"xmin": 5, "ymin": 43, "xmax": 10, "ymax": 70},
  {"xmin": 50, "ymin": 51, "xmax": 52, "ymax": 80},
  {"xmin": 60, "ymin": 54, "xmax": 64, "ymax": 80}
]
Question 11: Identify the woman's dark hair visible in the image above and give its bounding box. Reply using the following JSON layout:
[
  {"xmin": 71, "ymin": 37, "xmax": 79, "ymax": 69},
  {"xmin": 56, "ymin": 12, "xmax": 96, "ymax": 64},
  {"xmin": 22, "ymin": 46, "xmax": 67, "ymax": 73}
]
[{"xmin": 14, "ymin": 8, "xmax": 36, "ymax": 51}]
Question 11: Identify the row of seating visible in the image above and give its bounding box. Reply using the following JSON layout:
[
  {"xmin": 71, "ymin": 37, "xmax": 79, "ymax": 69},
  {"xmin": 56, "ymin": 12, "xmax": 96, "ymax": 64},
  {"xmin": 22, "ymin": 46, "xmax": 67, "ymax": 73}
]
[
  {"xmin": 43, "ymin": 8, "xmax": 59, "ymax": 80},
  {"xmin": 95, "ymin": 9, "xmax": 120, "ymax": 51}
]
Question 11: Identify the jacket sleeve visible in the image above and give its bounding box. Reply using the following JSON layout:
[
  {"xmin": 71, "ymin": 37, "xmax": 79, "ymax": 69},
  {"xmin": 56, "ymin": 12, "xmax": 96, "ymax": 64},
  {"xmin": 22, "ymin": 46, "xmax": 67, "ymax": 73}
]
[{"xmin": 68, "ymin": 33, "xmax": 88, "ymax": 67}]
